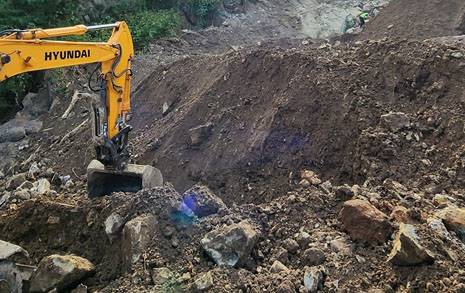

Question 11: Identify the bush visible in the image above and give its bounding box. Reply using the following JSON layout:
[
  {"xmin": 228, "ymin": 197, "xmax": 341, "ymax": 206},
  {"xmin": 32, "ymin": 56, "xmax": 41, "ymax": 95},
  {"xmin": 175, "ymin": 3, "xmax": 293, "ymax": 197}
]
[
  {"xmin": 180, "ymin": 0, "xmax": 220, "ymax": 27},
  {"xmin": 125, "ymin": 10, "xmax": 181, "ymax": 51}
]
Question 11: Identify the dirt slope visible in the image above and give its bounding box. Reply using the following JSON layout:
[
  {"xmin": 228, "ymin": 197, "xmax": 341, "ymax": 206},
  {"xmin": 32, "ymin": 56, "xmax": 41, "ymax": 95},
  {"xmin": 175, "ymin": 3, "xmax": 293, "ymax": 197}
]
[{"xmin": 359, "ymin": 0, "xmax": 465, "ymax": 40}]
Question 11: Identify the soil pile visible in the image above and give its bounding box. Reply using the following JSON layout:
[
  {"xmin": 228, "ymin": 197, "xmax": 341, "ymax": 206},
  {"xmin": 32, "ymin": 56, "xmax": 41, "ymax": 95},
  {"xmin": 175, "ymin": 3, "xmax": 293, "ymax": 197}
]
[
  {"xmin": 359, "ymin": 0, "xmax": 465, "ymax": 40},
  {"xmin": 1, "ymin": 37, "xmax": 465, "ymax": 292}
]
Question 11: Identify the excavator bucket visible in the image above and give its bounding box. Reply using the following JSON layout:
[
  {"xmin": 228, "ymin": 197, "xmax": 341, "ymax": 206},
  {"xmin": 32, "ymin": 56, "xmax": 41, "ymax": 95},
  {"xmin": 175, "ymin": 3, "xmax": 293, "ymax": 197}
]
[{"xmin": 86, "ymin": 160, "xmax": 163, "ymax": 198}]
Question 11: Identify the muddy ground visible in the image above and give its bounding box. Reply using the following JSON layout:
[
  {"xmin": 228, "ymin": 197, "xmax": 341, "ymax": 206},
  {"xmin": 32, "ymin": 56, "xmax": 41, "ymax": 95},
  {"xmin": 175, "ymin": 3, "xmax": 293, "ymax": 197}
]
[{"xmin": 2, "ymin": 0, "xmax": 465, "ymax": 292}]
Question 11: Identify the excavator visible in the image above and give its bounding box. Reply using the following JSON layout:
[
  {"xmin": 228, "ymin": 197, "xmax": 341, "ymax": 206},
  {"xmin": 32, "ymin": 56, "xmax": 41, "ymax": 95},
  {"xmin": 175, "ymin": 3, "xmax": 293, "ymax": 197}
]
[{"xmin": 0, "ymin": 22, "xmax": 163, "ymax": 198}]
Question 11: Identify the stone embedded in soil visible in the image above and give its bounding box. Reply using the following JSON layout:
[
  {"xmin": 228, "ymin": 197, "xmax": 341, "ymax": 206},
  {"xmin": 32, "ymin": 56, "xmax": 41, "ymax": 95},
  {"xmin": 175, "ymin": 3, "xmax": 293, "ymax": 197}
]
[
  {"xmin": 200, "ymin": 220, "xmax": 257, "ymax": 267},
  {"xmin": 300, "ymin": 170, "xmax": 322, "ymax": 185},
  {"xmin": 380, "ymin": 112, "xmax": 410, "ymax": 132},
  {"xmin": 191, "ymin": 271, "xmax": 213, "ymax": 292},
  {"xmin": 432, "ymin": 194, "xmax": 455, "ymax": 206},
  {"xmin": 0, "ymin": 240, "xmax": 29, "ymax": 259},
  {"xmin": 270, "ymin": 260, "xmax": 289, "ymax": 273},
  {"xmin": 182, "ymin": 183, "xmax": 226, "ymax": 217},
  {"xmin": 390, "ymin": 206, "xmax": 412, "ymax": 224},
  {"xmin": 387, "ymin": 224, "xmax": 435, "ymax": 266},
  {"xmin": 334, "ymin": 185, "xmax": 355, "ymax": 201},
  {"xmin": 339, "ymin": 199, "xmax": 393, "ymax": 246},
  {"xmin": 427, "ymin": 218, "xmax": 451, "ymax": 238},
  {"xmin": 435, "ymin": 206, "xmax": 465, "ymax": 240},
  {"xmin": 302, "ymin": 248, "xmax": 326, "ymax": 266},
  {"xmin": 121, "ymin": 214, "xmax": 158, "ymax": 273},
  {"xmin": 0, "ymin": 126, "xmax": 26, "ymax": 143},
  {"xmin": 37, "ymin": 178, "xmax": 51, "ymax": 195},
  {"xmin": 14, "ymin": 189, "xmax": 31, "ymax": 200},
  {"xmin": 283, "ymin": 238, "xmax": 299, "ymax": 254},
  {"xmin": 151, "ymin": 267, "xmax": 172, "ymax": 286},
  {"xmin": 329, "ymin": 239, "xmax": 352, "ymax": 256},
  {"xmin": 6, "ymin": 173, "xmax": 26, "ymax": 191},
  {"xmin": 304, "ymin": 266, "xmax": 324, "ymax": 293},
  {"xmin": 29, "ymin": 254, "xmax": 95, "ymax": 292},
  {"xmin": 104, "ymin": 213, "xmax": 125, "ymax": 239}
]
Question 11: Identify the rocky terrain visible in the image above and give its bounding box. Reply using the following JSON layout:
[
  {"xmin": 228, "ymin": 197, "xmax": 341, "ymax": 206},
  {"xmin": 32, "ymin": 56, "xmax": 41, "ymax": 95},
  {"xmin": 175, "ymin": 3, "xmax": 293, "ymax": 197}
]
[{"xmin": 2, "ymin": 0, "xmax": 465, "ymax": 293}]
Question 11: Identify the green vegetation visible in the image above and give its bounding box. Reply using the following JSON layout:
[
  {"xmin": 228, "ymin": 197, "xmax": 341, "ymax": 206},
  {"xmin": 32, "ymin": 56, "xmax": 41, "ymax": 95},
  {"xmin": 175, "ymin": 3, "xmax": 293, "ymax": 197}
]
[{"xmin": 0, "ymin": 0, "xmax": 221, "ymax": 121}]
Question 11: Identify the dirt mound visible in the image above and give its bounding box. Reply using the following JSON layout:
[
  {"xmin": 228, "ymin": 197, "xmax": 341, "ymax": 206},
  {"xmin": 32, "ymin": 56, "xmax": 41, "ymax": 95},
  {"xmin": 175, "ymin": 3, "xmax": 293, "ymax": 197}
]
[{"xmin": 358, "ymin": 0, "xmax": 465, "ymax": 40}]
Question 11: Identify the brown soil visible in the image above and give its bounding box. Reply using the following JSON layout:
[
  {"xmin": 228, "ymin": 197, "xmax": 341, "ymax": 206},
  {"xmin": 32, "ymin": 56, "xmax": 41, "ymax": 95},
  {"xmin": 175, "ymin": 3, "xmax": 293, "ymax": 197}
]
[
  {"xmin": 358, "ymin": 0, "xmax": 465, "ymax": 40},
  {"xmin": 3, "ymin": 1, "xmax": 465, "ymax": 292}
]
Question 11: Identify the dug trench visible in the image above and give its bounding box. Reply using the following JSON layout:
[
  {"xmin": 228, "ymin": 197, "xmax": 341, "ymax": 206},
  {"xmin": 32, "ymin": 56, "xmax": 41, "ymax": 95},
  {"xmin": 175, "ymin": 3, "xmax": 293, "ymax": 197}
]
[{"xmin": 2, "ymin": 38, "xmax": 465, "ymax": 291}]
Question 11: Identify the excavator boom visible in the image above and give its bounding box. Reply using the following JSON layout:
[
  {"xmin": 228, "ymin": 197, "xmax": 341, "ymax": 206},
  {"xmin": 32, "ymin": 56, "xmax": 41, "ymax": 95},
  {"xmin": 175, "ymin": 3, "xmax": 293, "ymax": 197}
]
[{"xmin": 0, "ymin": 22, "xmax": 162, "ymax": 198}]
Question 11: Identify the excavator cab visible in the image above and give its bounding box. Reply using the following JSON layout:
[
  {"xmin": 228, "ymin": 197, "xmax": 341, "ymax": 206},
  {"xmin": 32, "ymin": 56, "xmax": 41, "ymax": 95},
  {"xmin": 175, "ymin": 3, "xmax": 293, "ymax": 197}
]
[{"xmin": 0, "ymin": 22, "xmax": 163, "ymax": 197}]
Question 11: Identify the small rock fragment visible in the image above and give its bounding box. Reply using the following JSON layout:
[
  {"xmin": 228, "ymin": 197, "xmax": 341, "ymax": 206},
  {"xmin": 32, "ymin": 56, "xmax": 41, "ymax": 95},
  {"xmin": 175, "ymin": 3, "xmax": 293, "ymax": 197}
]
[
  {"xmin": 104, "ymin": 213, "xmax": 125, "ymax": 238},
  {"xmin": 192, "ymin": 271, "xmax": 213, "ymax": 292},
  {"xmin": 380, "ymin": 112, "xmax": 410, "ymax": 132},
  {"xmin": 37, "ymin": 179, "xmax": 51, "ymax": 195},
  {"xmin": 270, "ymin": 260, "xmax": 289, "ymax": 273},
  {"xmin": 334, "ymin": 185, "xmax": 355, "ymax": 201},
  {"xmin": 304, "ymin": 266, "xmax": 324, "ymax": 292},
  {"xmin": 329, "ymin": 239, "xmax": 352, "ymax": 256},
  {"xmin": 435, "ymin": 205, "xmax": 465, "ymax": 240},
  {"xmin": 151, "ymin": 267, "xmax": 171, "ymax": 286},
  {"xmin": 283, "ymin": 238, "xmax": 299, "ymax": 254}
]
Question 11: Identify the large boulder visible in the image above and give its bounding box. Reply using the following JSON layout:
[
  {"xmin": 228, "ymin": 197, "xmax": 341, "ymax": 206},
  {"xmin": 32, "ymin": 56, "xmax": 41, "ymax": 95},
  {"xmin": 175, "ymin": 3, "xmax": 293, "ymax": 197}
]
[
  {"xmin": 387, "ymin": 224, "xmax": 434, "ymax": 266},
  {"xmin": 121, "ymin": 214, "xmax": 157, "ymax": 273},
  {"xmin": 339, "ymin": 199, "xmax": 393, "ymax": 246},
  {"xmin": 435, "ymin": 206, "xmax": 465, "ymax": 240},
  {"xmin": 29, "ymin": 254, "xmax": 95, "ymax": 292},
  {"xmin": 182, "ymin": 184, "xmax": 226, "ymax": 218},
  {"xmin": 201, "ymin": 220, "xmax": 257, "ymax": 267}
]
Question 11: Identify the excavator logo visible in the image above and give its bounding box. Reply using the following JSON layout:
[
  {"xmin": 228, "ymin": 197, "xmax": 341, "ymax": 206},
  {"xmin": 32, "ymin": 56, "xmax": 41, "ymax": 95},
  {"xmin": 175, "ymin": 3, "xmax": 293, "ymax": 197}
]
[{"xmin": 44, "ymin": 49, "xmax": 90, "ymax": 61}]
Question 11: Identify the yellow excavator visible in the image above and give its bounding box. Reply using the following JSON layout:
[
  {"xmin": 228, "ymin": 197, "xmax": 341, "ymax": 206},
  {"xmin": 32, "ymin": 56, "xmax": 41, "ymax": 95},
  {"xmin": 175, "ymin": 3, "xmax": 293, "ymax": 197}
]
[{"xmin": 0, "ymin": 22, "xmax": 163, "ymax": 198}]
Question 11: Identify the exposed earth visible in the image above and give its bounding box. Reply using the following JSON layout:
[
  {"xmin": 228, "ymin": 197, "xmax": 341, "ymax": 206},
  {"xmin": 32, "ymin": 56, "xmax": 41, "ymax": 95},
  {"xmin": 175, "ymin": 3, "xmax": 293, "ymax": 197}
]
[{"xmin": 2, "ymin": 0, "xmax": 465, "ymax": 292}]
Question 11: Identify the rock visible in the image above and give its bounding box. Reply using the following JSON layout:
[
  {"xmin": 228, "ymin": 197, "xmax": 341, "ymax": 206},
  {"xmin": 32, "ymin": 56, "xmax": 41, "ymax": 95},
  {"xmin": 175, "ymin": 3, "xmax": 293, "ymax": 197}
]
[
  {"xmin": 302, "ymin": 248, "xmax": 326, "ymax": 266},
  {"xmin": 387, "ymin": 224, "xmax": 435, "ymax": 265},
  {"xmin": 0, "ymin": 126, "xmax": 26, "ymax": 143},
  {"xmin": 162, "ymin": 101, "xmax": 169, "ymax": 114},
  {"xmin": 334, "ymin": 185, "xmax": 354, "ymax": 201},
  {"xmin": 45, "ymin": 168, "xmax": 55, "ymax": 178},
  {"xmin": 390, "ymin": 206, "xmax": 411, "ymax": 224},
  {"xmin": 435, "ymin": 206, "xmax": 465, "ymax": 240},
  {"xmin": 182, "ymin": 184, "xmax": 226, "ymax": 217},
  {"xmin": 14, "ymin": 189, "xmax": 31, "ymax": 200},
  {"xmin": 270, "ymin": 260, "xmax": 289, "ymax": 273},
  {"xmin": 451, "ymin": 52, "xmax": 464, "ymax": 58},
  {"xmin": 192, "ymin": 271, "xmax": 213, "ymax": 292},
  {"xmin": 0, "ymin": 240, "xmax": 29, "ymax": 259},
  {"xmin": 151, "ymin": 267, "xmax": 171, "ymax": 286},
  {"xmin": 6, "ymin": 173, "xmax": 27, "ymax": 191},
  {"xmin": 296, "ymin": 230, "xmax": 311, "ymax": 248},
  {"xmin": 37, "ymin": 178, "xmax": 51, "ymax": 195},
  {"xmin": 329, "ymin": 239, "xmax": 352, "ymax": 256},
  {"xmin": 0, "ymin": 192, "xmax": 10, "ymax": 207},
  {"xmin": 64, "ymin": 179, "xmax": 75, "ymax": 189},
  {"xmin": 432, "ymin": 194, "xmax": 455, "ymax": 206},
  {"xmin": 28, "ymin": 163, "xmax": 41, "ymax": 177},
  {"xmin": 427, "ymin": 218, "xmax": 451, "ymax": 238},
  {"xmin": 380, "ymin": 112, "xmax": 410, "ymax": 132},
  {"xmin": 304, "ymin": 266, "xmax": 324, "ymax": 292},
  {"xmin": 29, "ymin": 254, "xmax": 95, "ymax": 292},
  {"xmin": 299, "ymin": 179, "xmax": 311, "ymax": 187},
  {"xmin": 320, "ymin": 180, "xmax": 332, "ymax": 194},
  {"xmin": 22, "ymin": 92, "xmax": 38, "ymax": 108},
  {"xmin": 283, "ymin": 238, "xmax": 299, "ymax": 254},
  {"xmin": 300, "ymin": 170, "xmax": 321, "ymax": 185},
  {"xmin": 339, "ymin": 199, "xmax": 393, "ymax": 246},
  {"xmin": 104, "ymin": 213, "xmax": 125, "ymax": 238},
  {"xmin": 274, "ymin": 247, "xmax": 288, "ymax": 264},
  {"xmin": 121, "ymin": 214, "xmax": 157, "ymax": 272},
  {"xmin": 201, "ymin": 220, "xmax": 257, "ymax": 267}
]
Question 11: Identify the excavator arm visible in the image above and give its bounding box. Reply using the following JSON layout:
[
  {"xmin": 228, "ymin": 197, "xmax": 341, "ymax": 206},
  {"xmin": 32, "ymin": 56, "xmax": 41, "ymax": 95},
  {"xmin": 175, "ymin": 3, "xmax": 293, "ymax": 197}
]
[
  {"xmin": 0, "ymin": 22, "xmax": 163, "ymax": 198},
  {"xmin": 0, "ymin": 22, "xmax": 133, "ymax": 169}
]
